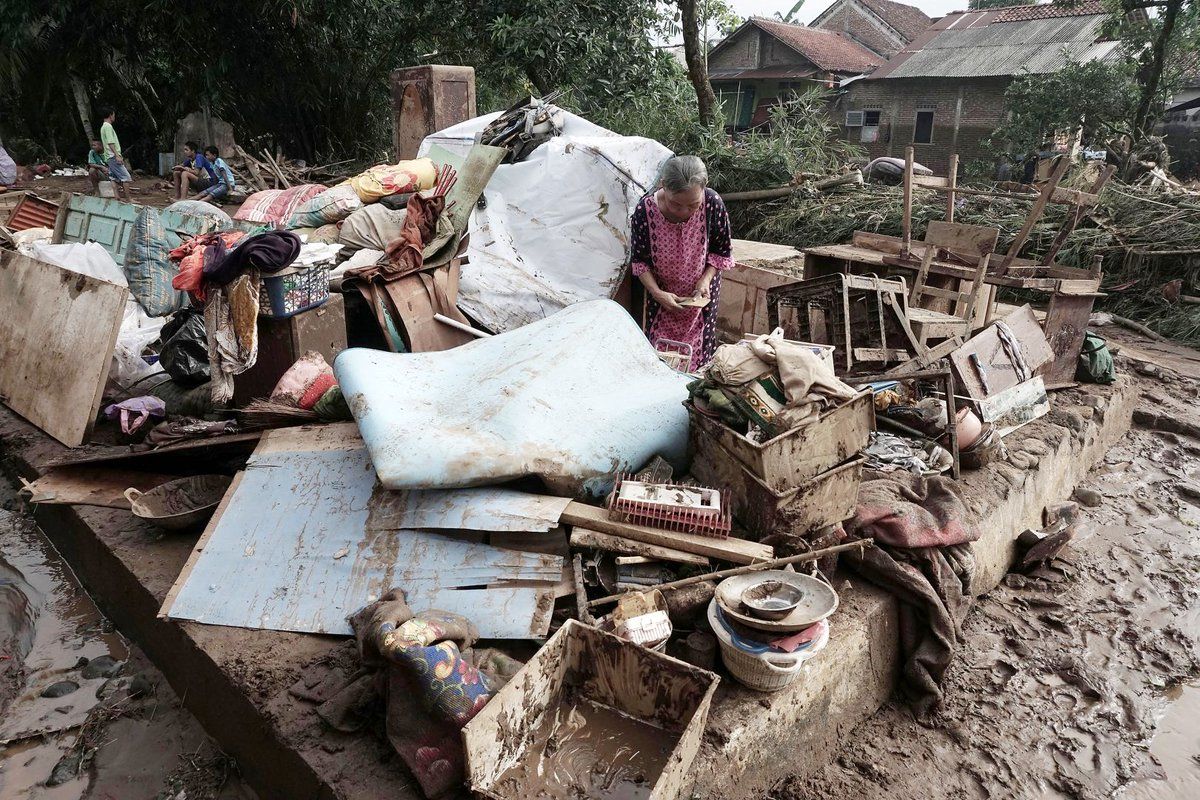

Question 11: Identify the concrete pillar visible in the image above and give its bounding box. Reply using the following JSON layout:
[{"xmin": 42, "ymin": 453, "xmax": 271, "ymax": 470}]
[{"xmin": 391, "ymin": 65, "xmax": 477, "ymax": 161}]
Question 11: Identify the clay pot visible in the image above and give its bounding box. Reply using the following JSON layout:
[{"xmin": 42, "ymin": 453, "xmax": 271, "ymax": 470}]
[{"xmin": 955, "ymin": 406, "xmax": 984, "ymax": 449}]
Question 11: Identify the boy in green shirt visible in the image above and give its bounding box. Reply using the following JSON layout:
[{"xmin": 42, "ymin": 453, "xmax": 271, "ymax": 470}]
[
  {"xmin": 86, "ymin": 140, "xmax": 109, "ymax": 196},
  {"xmin": 98, "ymin": 107, "xmax": 131, "ymax": 202}
]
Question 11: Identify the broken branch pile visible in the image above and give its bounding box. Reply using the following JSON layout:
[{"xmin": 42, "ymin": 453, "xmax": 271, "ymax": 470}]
[{"xmin": 746, "ymin": 182, "xmax": 1200, "ymax": 345}]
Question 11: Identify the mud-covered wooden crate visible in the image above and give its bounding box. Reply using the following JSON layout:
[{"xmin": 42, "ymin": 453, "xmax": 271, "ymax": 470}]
[
  {"xmin": 688, "ymin": 390, "xmax": 873, "ymax": 492},
  {"xmin": 690, "ymin": 451, "xmax": 864, "ymax": 540},
  {"xmin": 463, "ymin": 620, "xmax": 719, "ymax": 800}
]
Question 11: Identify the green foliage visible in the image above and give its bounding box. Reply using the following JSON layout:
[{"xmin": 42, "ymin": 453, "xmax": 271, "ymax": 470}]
[
  {"xmin": 698, "ymin": 90, "xmax": 864, "ymax": 193},
  {"xmin": 990, "ymin": 58, "xmax": 1139, "ymax": 154}
]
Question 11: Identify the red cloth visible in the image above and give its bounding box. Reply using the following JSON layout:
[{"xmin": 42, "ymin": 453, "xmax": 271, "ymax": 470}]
[{"xmin": 170, "ymin": 231, "xmax": 247, "ymax": 298}]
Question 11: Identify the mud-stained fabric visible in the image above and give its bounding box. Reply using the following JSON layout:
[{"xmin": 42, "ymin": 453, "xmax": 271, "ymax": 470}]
[{"xmin": 844, "ymin": 471, "xmax": 979, "ymax": 718}]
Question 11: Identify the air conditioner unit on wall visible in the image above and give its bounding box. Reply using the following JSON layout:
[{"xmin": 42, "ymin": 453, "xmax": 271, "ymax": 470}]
[{"xmin": 845, "ymin": 110, "xmax": 864, "ymax": 127}]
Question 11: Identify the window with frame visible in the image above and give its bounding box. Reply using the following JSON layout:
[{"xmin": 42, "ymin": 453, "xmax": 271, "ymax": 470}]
[
  {"xmin": 914, "ymin": 108, "xmax": 935, "ymax": 144},
  {"xmin": 861, "ymin": 109, "xmax": 882, "ymax": 143}
]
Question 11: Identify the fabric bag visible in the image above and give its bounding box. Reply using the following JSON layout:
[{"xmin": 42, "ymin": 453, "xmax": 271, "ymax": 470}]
[
  {"xmin": 1076, "ymin": 331, "xmax": 1116, "ymax": 384},
  {"xmin": 287, "ymin": 183, "xmax": 363, "ymax": 228},
  {"xmin": 124, "ymin": 207, "xmax": 188, "ymax": 317},
  {"xmin": 234, "ymin": 184, "xmax": 326, "ymax": 225},
  {"xmin": 347, "ymin": 158, "xmax": 437, "ymax": 203}
]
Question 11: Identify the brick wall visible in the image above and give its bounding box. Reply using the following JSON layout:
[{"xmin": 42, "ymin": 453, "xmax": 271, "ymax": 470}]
[
  {"xmin": 841, "ymin": 76, "xmax": 1011, "ymax": 174},
  {"xmin": 711, "ymin": 28, "xmax": 758, "ymax": 70},
  {"xmin": 815, "ymin": 4, "xmax": 903, "ymax": 57}
]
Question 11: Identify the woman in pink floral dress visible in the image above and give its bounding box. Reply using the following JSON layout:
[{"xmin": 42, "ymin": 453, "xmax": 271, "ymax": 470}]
[{"xmin": 630, "ymin": 156, "xmax": 734, "ymax": 371}]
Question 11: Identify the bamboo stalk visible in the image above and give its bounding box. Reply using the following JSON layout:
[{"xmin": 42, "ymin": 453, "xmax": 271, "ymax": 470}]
[{"xmin": 586, "ymin": 539, "xmax": 874, "ymax": 608}]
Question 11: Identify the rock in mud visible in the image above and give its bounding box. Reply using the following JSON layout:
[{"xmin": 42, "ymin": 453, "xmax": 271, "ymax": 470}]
[
  {"xmin": 1178, "ymin": 481, "xmax": 1200, "ymax": 501},
  {"xmin": 46, "ymin": 752, "xmax": 83, "ymax": 786},
  {"xmin": 82, "ymin": 655, "xmax": 121, "ymax": 679},
  {"xmin": 40, "ymin": 680, "xmax": 79, "ymax": 698},
  {"xmin": 1073, "ymin": 487, "xmax": 1103, "ymax": 508}
]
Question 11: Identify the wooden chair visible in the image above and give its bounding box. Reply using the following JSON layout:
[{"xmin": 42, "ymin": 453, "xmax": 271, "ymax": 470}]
[{"xmin": 906, "ymin": 220, "xmax": 999, "ymax": 347}]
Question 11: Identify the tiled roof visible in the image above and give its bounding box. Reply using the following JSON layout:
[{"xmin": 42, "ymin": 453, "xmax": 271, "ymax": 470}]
[
  {"xmin": 750, "ymin": 17, "xmax": 883, "ymax": 73},
  {"xmin": 857, "ymin": 0, "xmax": 933, "ymax": 41},
  {"xmin": 993, "ymin": 1, "xmax": 1106, "ymax": 23}
]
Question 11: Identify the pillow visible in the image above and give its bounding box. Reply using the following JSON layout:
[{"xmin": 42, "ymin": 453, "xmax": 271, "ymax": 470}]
[
  {"xmin": 233, "ymin": 184, "xmax": 326, "ymax": 225},
  {"xmin": 286, "ymin": 182, "xmax": 362, "ymax": 228},
  {"xmin": 347, "ymin": 158, "xmax": 436, "ymax": 203}
]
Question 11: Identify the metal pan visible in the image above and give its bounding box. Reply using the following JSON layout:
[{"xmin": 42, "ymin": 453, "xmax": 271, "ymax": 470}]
[{"xmin": 124, "ymin": 474, "xmax": 231, "ymax": 530}]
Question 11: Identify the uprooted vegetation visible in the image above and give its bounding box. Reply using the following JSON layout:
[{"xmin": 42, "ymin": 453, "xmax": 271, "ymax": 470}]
[{"xmin": 740, "ymin": 176, "xmax": 1200, "ymax": 346}]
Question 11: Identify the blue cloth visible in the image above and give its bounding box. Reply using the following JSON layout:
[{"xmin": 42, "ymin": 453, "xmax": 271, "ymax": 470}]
[
  {"xmin": 211, "ymin": 157, "xmax": 236, "ymax": 189},
  {"xmin": 189, "ymin": 152, "xmax": 218, "ymax": 183},
  {"xmin": 204, "ymin": 182, "xmax": 230, "ymax": 201},
  {"xmin": 107, "ymin": 157, "xmax": 132, "ymax": 183}
]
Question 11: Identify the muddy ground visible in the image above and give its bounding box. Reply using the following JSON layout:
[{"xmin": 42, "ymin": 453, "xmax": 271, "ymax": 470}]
[
  {"xmin": 7, "ymin": 174, "xmax": 223, "ymax": 210},
  {"xmin": 768, "ymin": 325, "xmax": 1200, "ymax": 800},
  {"xmin": 0, "ymin": 487, "xmax": 256, "ymax": 800}
]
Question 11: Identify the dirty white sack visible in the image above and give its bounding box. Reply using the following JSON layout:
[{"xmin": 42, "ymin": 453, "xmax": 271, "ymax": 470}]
[{"xmin": 419, "ymin": 110, "xmax": 672, "ymax": 333}]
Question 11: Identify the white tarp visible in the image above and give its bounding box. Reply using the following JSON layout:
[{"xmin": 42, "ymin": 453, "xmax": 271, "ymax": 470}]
[{"xmin": 420, "ymin": 110, "xmax": 672, "ymax": 333}]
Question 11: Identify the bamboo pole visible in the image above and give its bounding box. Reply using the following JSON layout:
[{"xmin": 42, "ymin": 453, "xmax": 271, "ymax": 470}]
[{"xmin": 586, "ymin": 539, "xmax": 874, "ymax": 608}]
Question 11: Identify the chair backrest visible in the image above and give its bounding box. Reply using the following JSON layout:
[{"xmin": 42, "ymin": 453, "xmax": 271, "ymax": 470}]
[{"xmin": 910, "ymin": 221, "xmax": 999, "ymax": 322}]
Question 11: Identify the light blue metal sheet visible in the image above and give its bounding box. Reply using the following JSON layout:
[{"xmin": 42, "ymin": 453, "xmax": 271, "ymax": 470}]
[
  {"xmin": 335, "ymin": 299, "xmax": 690, "ymax": 494},
  {"xmin": 164, "ymin": 425, "xmax": 559, "ymax": 638},
  {"xmin": 366, "ymin": 487, "xmax": 571, "ymax": 532}
]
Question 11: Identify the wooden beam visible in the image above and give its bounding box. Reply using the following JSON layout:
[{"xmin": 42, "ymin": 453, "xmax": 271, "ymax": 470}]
[
  {"xmin": 902, "ymin": 146, "xmax": 915, "ymax": 256},
  {"xmin": 999, "ymin": 155, "xmax": 1070, "ymax": 272},
  {"xmin": 946, "ymin": 153, "xmax": 959, "ymax": 223},
  {"xmin": 560, "ymin": 502, "xmax": 772, "ymax": 565},
  {"xmin": 569, "ymin": 527, "xmax": 710, "ymax": 567}
]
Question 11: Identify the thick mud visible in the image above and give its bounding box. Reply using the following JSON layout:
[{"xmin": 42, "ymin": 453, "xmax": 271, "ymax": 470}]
[
  {"xmin": 766, "ymin": 333, "xmax": 1200, "ymax": 800},
  {"xmin": 0, "ymin": 490, "xmax": 256, "ymax": 800}
]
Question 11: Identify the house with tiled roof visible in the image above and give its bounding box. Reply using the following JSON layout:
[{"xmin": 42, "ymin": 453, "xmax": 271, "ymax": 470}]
[
  {"xmin": 810, "ymin": 0, "xmax": 933, "ymax": 58},
  {"xmin": 707, "ymin": 17, "xmax": 884, "ymax": 130},
  {"xmin": 840, "ymin": 1, "xmax": 1122, "ymax": 173}
]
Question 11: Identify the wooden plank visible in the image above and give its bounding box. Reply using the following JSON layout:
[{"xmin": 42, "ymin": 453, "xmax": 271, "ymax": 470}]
[
  {"xmin": 912, "ymin": 174, "xmax": 949, "ymax": 188},
  {"xmin": 560, "ymin": 502, "xmax": 772, "ymax": 565},
  {"xmin": 45, "ymin": 431, "xmax": 263, "ymax": 468},
  {"xmin": 923, "ymin": 220, "xmax": 999, "ymax": 257},
  {"xmin": 946, "ymin": 153, "xmax": 959, "ymax": 223},
  {"xmin": 569, "ymin": 528, "xmax": 710, "ymax": 567},
  {"xmin": 19, "ymin": 467, "xmax": 177, "ymax": 509},
  {"xmin": 902, "ymin": 146, "xmax": 914, "ymax": 255},
  {"xmin": 978, "ymin": 376, "xmax": 1049, "ymax": 425},
  {"xmin": 1038, "ymin": 292, "xmax": 1096, "ymax": 386},
  {"xmin": 1000, "ymin": 155, "xmax": 1070, "ymax": 271},
  {"xmin": 0, "ymin": 251, "xmax": 128, "ymax": 446}
]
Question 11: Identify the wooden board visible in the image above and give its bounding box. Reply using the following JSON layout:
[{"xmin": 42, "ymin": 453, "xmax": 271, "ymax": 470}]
[
  {"xmin": 19, "ymin": 467, "xmax": 177, "ymax": 509},
  {"xmin": 1038, "ymin": 292, "xmax": 1097, "ymax": 387},
  {"xmin": 717, "ymin": 261, "xmax": 798, "ymax": 340},
  {"xmin": 45, "ymin": 431, "xmax": 263, "ymax": 468},
  {"xmin": 923, "ymin": 220, "xmax": 998, "ymax": 257},
  {"xmin": 569, "ymin": 528, "xmax": 710, "ymax": 567},
  {"xmin": 560, "ymin": 502, "xmax": 772, "ymax": 565},
  {"xmin": 949, "ymin": 304, "xmax": 1053, "ymax": 401},
  {"xmin": 0, "ymin": 251, "xmax": 129, "ymax": 446}
]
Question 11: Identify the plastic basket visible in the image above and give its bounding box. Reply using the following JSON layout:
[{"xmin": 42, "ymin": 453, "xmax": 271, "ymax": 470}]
[
  {"xmin": 707, "ymin": 599, "xmax": 829, "ymax": 692},
  {"xmin": 259, "ymin": 263, "xmax": 330, "ymax": 320}
]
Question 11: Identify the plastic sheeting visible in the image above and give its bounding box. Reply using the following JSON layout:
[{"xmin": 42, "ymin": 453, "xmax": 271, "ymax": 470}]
[
  {"xmin": 335, "ymin": 299, "xmax": 690, "ymax": 494},
  {"xmin": 419, "ymin": 111, "xmax": 672, "ymax": 333}
]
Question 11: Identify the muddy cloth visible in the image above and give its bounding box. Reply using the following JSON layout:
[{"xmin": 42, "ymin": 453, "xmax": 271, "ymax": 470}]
[
  {"xmin": 146, "ymin": 417, "xmax": 236, "ymax": 446},
  {"xmin": 204, "ymin": 273, "xmax": 260, "ymax": 405},
  {"xmin": 345, "ymin": 194, "xmax": 452, "ymax": 282},
  {"xmin": 206, "ymin": 230, "xmax": 300, "ymax": 285},
  {"xmin": 335, "ymin": 589, "xmax": 522, "ymax": 798},
  {"xmin": 844, "ymin": 471, "xmax": 979, "ymax": 718},
  {"xmin": 170, "ymin": 231, "xmax": 248, "ymax": 299},
  {"xmin": 103, "ymin": 396, "xmax": 166, "ymax": 434}
]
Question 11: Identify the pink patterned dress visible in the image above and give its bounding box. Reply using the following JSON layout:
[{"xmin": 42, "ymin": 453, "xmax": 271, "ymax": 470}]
[{"xmin": 630, "ymin": 187, "xmax": 734, "ymax": 370}]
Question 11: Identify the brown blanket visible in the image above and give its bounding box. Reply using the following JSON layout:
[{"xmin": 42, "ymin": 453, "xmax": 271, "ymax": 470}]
[{"xmin": 844, "ymin": 471, "xmax": 979, "ymax": 718}]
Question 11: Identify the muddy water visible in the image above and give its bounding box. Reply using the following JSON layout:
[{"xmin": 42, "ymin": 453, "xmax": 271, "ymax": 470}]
[
  {"xmin": 1117, "ymin": 683, "xmax": 1200, "ymax": 799},
  {"xmin": 494, "ymin": 694, "xmax": 679, "ymax": 800},
  {"xmin": 0, "ymin": 492, "xmax": 255, "ymax": 800}
]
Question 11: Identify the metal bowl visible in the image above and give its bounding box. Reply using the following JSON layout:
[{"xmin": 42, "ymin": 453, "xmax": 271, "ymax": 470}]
[
  {"xmin": 124, "ymin": 474, "xmax": 231, "ymax": 530},
  {"xmin": 740, "ymin": 579, "xmax": 805, "ymax": 620}
]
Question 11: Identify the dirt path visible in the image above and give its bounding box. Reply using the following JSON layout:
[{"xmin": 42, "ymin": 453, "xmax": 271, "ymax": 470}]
[
  {"xmin": 0, "ymin": 488, "xmax": 256, "ymax": 800},
  {"xmin": 766, "ymin": 330, "xmax": 1200, "ymax": 800}
]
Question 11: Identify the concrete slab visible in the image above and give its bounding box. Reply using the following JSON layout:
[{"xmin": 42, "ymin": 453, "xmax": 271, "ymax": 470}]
[{"xmin": 0, "ymin": 378, "xmax": 1136, "ymax": 800}]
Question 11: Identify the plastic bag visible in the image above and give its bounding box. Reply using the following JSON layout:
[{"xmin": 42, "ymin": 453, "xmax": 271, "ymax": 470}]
[
  {"xmin": 1077, "ymin": 330, "xmax": 1116, "ymax": 384},
  {"xmin": 106, "ymin": 300, "xmax": 168, "ymax": 399},
  {"xmin": 160, "ymin": 308, "xmax": 211, "ymax": 387}
]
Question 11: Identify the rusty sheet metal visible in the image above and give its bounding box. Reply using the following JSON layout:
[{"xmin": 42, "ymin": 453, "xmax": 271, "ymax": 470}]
[
  {"xmin": 335, "ymin": 299, "xmax": 690, "ymax": 495},
  {"xmin": 163, "ymin": 425, "xmax": 559, "ymax": 638},
  {"xmin": 367, "ymin": 487, "xmax": 571, "ymax": 532},
  {"xmin": 7, "ymin": 193, "xmax": 59, "ymax": 232}
]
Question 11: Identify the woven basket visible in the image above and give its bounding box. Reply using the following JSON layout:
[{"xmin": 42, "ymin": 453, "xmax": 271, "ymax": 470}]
[{"xmin": 707, "ymin": 599, "xmax": 830, "ymax": 692}]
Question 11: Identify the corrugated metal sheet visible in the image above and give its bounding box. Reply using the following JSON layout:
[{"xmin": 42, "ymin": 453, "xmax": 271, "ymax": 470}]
[
  {"xmin": 7, "ymin": 193, "xmax": 59, "ymax": 232},
  {"xmin": 163, "ymin": 424, "xmax": 559, "ymax": 639},
  {"xmin": 870, "ymin": 10, "xmax": 1119, "ymax": 80},
  {"xmin": 881, "ymin": 14, "xmax": 1118, "ymax": 78}
]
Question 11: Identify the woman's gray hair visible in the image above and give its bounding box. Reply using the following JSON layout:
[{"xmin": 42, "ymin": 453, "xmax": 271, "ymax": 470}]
[{"xmin": 660, "ymin": 155, "xmax": 708, "ymax": 192}]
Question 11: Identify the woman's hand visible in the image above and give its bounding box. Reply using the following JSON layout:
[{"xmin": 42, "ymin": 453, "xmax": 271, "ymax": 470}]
[
  {"xmin": 654, "ymin": 289, "xmax": 684, "ymax": 311},
  {"xmin": 695, "ymin": 267, "xmax": 717, "ymax": 299}
]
